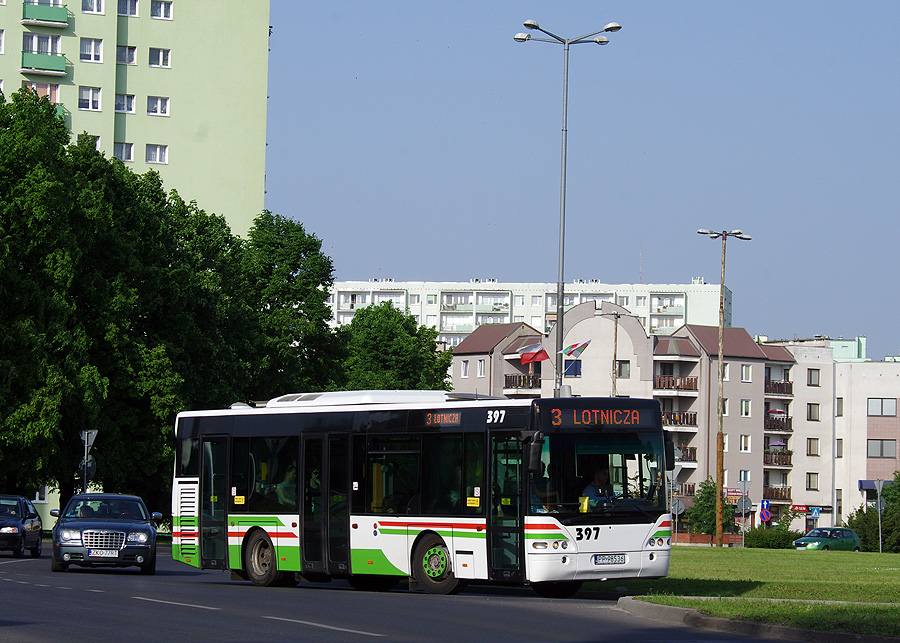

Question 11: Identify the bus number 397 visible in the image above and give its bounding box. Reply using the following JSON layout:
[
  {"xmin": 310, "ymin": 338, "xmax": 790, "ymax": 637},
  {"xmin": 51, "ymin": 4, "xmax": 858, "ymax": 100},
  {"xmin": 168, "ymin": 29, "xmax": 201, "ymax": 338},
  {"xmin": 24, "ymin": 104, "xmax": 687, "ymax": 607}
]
[
  {"xmin": 486, "ymin": 409, "xmax": 506, "ymax": 424},
  {"xmin": 575, "ymin": 527, "xmax": 601, "ymax": 541}
]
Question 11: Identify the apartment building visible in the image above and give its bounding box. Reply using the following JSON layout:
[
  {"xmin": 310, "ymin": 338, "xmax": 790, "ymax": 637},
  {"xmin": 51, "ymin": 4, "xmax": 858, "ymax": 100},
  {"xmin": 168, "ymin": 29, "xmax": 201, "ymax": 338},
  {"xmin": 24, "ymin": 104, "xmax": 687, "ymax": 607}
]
[
  {"xmin": 330, "ymin": 278, "xmax": 726, "ymax": 347},
  {"xmin": 448, "ymin": 300, "xmax": 897, "ymax": 532},
  {"xmin": 0, "ymin": 0, "xmax": 269, "ymax": 236}
]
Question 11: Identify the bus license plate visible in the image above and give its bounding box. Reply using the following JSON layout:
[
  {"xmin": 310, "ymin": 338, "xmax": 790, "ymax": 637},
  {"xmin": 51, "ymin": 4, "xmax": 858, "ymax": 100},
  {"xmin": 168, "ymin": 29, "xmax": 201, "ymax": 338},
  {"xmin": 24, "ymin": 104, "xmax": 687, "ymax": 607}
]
[
  {"xmin": 88, "ymin": 549, "xmax": 118, "ymax": 558},
  {"xmin": 593, "ymin": 554, "xmax": 625, "ymax": 565}
]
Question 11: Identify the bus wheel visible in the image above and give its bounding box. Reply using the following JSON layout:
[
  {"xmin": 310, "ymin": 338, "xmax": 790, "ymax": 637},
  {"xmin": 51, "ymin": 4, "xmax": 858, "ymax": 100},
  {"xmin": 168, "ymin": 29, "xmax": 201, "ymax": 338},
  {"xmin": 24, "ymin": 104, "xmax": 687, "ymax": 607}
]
[
  {"xmin": 413, "ymin": 535, "xmax": 465, "ymax": 595},
  {"xmin": 348, "ymin": 575, "xmax": 400, "ymax": 592},
  {"xmin": 244, "ymin": 530, "xmax": 286, "ymax": 587},
  {"xmin": 532, "ymin": 581, "xmax": 582, "ymax": 599}
]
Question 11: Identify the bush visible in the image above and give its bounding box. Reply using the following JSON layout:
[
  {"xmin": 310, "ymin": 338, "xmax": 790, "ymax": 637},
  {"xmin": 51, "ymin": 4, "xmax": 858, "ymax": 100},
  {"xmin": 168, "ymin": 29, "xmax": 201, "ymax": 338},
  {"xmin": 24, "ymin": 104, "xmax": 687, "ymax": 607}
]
[{"xmin": 744, "ymin": 526, "xmax": 803, "ymax": 549}]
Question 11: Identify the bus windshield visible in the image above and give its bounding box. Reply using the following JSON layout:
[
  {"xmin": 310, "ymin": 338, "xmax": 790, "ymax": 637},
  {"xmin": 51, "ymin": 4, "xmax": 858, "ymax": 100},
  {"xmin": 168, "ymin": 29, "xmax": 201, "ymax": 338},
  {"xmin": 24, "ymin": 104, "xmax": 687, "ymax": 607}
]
[{"xmin": 529, "ymin": 431, "xmax": 668, "ymax": 523}]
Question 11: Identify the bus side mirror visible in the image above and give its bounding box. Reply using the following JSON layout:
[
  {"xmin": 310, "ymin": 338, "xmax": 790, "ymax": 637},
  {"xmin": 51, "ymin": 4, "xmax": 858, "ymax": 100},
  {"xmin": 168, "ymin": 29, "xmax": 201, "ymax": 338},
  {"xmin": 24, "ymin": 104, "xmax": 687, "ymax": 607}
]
[
  {"xmin": 525, "ymin": 433, "xmax": 544, "ymax": 474},
  {"xmin": 665, "ymin": 438, "xmax": 675, "ymax": 471}
]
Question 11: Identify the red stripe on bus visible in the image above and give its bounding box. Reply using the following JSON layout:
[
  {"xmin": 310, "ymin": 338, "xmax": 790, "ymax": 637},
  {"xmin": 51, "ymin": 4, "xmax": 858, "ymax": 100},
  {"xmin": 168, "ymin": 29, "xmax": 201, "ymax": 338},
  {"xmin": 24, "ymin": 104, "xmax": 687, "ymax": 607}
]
[{"xmin": 375, "ymin": 520, "xmax": 485, "ymax": 530}]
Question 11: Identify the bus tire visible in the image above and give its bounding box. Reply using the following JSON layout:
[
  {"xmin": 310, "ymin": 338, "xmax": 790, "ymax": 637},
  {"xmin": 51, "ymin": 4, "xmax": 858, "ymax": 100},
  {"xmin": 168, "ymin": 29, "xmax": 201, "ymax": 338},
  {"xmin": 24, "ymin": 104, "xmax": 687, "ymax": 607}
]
[
  {"xmin": 413, "ymin": 534, "xmax": 465, "ymax": 595},
  {"xmin": 532, "ymin": 581, "xmax": 582, "ymax": 599},
  {"xmin": 244, "ymin": 530, "xmax": 286, "ymax": 587},
  {"xmin": 348, "ymin": 574, "xmax": 400, "ymax": 592}
]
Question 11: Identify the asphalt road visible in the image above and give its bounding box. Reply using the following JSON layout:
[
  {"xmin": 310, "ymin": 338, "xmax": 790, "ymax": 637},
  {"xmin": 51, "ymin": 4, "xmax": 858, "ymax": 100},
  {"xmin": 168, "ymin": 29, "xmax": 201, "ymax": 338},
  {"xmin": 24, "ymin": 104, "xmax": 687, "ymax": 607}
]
[{"xmin": 0, "ymin": 546, "xmax": 766, "ymax": 642}]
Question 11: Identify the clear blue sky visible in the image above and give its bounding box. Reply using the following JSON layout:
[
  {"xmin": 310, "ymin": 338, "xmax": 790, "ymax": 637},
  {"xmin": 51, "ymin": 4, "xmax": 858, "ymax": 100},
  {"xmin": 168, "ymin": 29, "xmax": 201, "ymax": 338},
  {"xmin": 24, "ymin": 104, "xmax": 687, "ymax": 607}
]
[{"xmin": 264, "ymin": 2, "xmax": 900, "ymax": 361}]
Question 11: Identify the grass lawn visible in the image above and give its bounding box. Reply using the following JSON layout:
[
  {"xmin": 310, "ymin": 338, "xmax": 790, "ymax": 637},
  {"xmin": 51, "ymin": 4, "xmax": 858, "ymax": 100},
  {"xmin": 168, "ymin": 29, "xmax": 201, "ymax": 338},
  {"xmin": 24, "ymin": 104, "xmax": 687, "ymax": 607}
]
[{"xmin": 586, "ymin": 546, "xmax": 900, "ymax": 638}]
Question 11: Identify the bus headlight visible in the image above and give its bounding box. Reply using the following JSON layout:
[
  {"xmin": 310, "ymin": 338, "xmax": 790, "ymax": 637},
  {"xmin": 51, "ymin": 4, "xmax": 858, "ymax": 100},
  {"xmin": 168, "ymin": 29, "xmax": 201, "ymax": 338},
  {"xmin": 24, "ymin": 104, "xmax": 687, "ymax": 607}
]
[{"xmin": 532, "ymin": 541, "xmax": 548, "ymax": 550}]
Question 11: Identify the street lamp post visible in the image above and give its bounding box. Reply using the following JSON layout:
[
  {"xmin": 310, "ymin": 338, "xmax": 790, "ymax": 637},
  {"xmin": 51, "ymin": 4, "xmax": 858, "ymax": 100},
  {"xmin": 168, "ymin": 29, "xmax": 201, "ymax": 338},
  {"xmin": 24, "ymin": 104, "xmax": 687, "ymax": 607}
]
[
  {"xmin": 514, "ymin": 19, "xmax": 621, "ymax": 397},
  {"xmin": 697, "ymin": 228, "xmax": 751, "ymax": 546},
  {"xmin": 600, "ymin": 310, "xmax": 638, "ymax": 397}
]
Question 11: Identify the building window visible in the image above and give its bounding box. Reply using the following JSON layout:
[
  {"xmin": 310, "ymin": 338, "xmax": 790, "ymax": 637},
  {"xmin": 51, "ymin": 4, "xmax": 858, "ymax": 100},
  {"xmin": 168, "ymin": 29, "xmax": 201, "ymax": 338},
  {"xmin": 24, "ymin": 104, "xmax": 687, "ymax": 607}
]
[
  {"xmin": 723, "ymin": 435, "xmax": 729, "ymax": 453},
  {"xmin": 0, "ymin": 29, "xmax": 4, "ymax": 55},
  {"xmin": 740, "ymin": 399, "xmax": 751, "ymax": 418},
  {"xmin": 22, "ymin": 81, "xmax": 59, "ymax": 102},
  {"xmin": 514, "ymin": 295, "xmax": 525, "ymax": 307},
  {"xmin": 23, "ymin": 33, "xmax": 61, "ymax": 55},
  {"xmin": 150, "ymin": 0, "xmax": 172, "ymax": 18},
  {"xmin": 867, "ymin": 439, "xmax": 897, "ymax": 459},
  {"xmin": 741, "ymin": 364, "xmax": 751, "ymax": 382},
  {"xmin": 147, "ymin": 96, "xmax": 169, "ymax": 115},
  {"xmin": 617, "ymin": 296, "xmax": 629, "ymax": 307},
  {"xmin": 79, "ymin": 38, "xmax": 102, "ymax": 62},
  {"xmin": 427, "ymin": 295, "xmax": 437, "ymax": 305},
  {"xmin": 616, "ymin": 360, "xmax": 630, "ymax": 379},
  {"xmin": 118, "ymin": 0, "xmax": 137, "ymax": 16},
  {"xmin": 78, "ymin": 86, "xmax": 101, "ymax": 111},
  {"xmin": 113, "ymin": 142, "xmax": 133, "ymax": 161},
  {"xmin": 836, "ymin": 438, "xmax": 843, "ymax": 458},
  {"xmin": 564, "ymin": 359, "xmax": 582, "ymax": 378},
  {"xmin": 807, "ymin": 403, "xmax": 820, "ymax": 422},
  {"xmin": 739, "ymin": 435, "xmax": 750, "ymax": 453},
  {"xmin": 807, "ymin": 368, "xmax": 820, "ymax": 387},
  {"xmin": 145, "ymin": 143, "xmax": 167, "ymax": 164},
  {"xmin": 806, "ymin": 472, "xmax": 819, "ymax": 491},
  {"xmin": 722, "ymin": 398, "xmax": 729, "ymax": 417},
  {"xmin": 836, "ymin": 489, "xmax": 842, "ymax": 519},
  {"xmin": 409, "ymin": 294, "xmax": 420, "ymax": 305},
  {"xmin": 636, "ymin": 296, "xmax": 647, "ymax": 307},
  {"xmin": 722, "ymin": 363, "xmax": 729, "ymax": 381},
  {"xmin": 867, "ymin": 398, "xmax": 897, "ymax": 417},
  {"xmin": 461, "ymin": 360, "xmax": 469, "ymax": 378},
  {"xmin": 739, "ymin": 470, "xmax": 750, "ymax": 482},
  {"xmin": 513, "ymin": 316, "xmax": 524, "ymax": 323},
  {"xmin": 116, "ymin": 45, "xmax": 136, "ymax": 64},
  {"xmin": 149, "ymin": 47, "xmax": 170, "ymax": 67},
  {"xmin": 114, "ymin": 93, "xmax": 134, "ymax": 113},
  {"xmin": 836, "ymin": 397, "xmax": 843, "ymax": 417},
  {"xmin": 77, "ymin": 133, "xmax": 99, "ymax": 149},
  {"xmin": 807, "ymin": 437, "xmax": 819, "ymax": 457},
  {"xmin": 82, "ymin": 0, "xmax": 103, "ymax": 12},
  {"xmin": 477, "ymin": 359, "xmax": 485, "ymax": 378},
  {"xmin": 531, "ymin": 295, "xmax": 542, "ymax": 307}
]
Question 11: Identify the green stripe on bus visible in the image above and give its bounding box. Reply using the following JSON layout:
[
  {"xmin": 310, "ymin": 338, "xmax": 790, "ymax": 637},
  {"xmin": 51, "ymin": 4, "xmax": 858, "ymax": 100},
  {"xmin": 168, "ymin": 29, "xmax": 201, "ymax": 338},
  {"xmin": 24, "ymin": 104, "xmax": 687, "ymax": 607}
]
[
  {"xmin": 651, "ymin": 530, "xmax": 671, "ymax": 538},
  {"xmin": 524, "ymin": 532, "xmax": 567, "ymax": 540},
  {"xmin": 350, "ymin": 548, "xmax": 405, "ymax": 576}
]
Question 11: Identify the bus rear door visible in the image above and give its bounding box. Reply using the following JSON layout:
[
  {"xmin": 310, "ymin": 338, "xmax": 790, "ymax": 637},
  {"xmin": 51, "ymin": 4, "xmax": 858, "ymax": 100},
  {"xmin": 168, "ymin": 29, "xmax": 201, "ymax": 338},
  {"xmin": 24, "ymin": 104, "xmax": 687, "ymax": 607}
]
[
  {"xmin": 199, "ymin": 436, "xmax": 228, "ymax": 569},
  {"xmin": 487, "ymin": 433, "xmax": 524, "ymax": 582}
]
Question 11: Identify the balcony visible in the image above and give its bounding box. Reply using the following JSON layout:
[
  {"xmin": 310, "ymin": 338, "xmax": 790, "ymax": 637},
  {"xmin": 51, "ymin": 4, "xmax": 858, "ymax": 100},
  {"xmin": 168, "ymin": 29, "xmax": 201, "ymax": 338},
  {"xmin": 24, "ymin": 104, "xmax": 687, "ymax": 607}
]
[
  {"xmin": 22, "ymin": 1, "xmax": 69, "ymax": 26},
  {"xmin": 765, "ymin": 380, "xmax": 793, "ymax": 396},
  {"xmin": 763, "ymin": 452, "xmax": 793, "ymax": 467},
  {"xmin": 676, "ymin": 446, "xmax": 697, "ymax": 463},
  {"xmin": 653, "ymin": 305, "xmax": 685, "ymax": 315},
  {"xmin": 504, "ymin": 374, "xmax": 540, "ymax": 390},
  {"xmin": 663, "ymin": 411, "xmax": 697, "ymax": 427},
  {"xmin": 654, "ymin": 375, "xmax": 698, "ymax": 391},
  {"xmin": 764, "ymin": 415, "xmax": 793, "ymax": 432},
  {"xmin": 21, "ymin": 52, "xmax": 67, "ymax": 76},
  {"xmin": 677, "ymin": 483, "xmax": 695, "ymax": 497},
  {"xmin": 763, "ymin": 486, "xmax": 792, "ymax": 502}
]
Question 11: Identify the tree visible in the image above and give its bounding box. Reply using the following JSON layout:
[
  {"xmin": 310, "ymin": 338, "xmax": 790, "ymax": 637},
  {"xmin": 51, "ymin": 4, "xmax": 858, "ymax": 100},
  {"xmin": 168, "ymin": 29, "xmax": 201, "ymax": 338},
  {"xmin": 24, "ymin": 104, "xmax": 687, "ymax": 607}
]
[
  {"xmin": 242, "ymin": 211, "xmax": 344, "ymax": 399},
  {"xmin": 846, "ymin": 470, "xmax": 900, "ymax": 553},
  {"xmin": 343, "ymin": 302, "xmax": 452, "ymax": 390},
  {"xmin": 684, "ymin": 476, "xmax": 734, "ymax": 542}
]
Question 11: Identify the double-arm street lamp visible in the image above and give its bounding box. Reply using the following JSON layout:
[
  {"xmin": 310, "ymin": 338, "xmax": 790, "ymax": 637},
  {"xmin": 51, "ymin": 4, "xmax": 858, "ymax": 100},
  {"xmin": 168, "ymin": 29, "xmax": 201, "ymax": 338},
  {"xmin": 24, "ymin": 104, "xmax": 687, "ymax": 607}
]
[
  {"xmin": 514, "ymin": 19, "xmax": 622, "ymax": 396},
  {"xmin": 697, "ymin": 228, "xmax": 751, "ymax": 546}
]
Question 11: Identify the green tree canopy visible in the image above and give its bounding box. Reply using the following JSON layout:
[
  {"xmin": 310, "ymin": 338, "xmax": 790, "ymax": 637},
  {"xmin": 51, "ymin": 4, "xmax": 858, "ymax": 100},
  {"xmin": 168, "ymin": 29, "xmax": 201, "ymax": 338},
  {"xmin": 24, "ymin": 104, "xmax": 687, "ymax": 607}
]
[
  {"xmin": 343, "ymin": 302, "xmax": 452, "ymax": 390},
  {"xmin": 684, "ymin": 476, "xmax": 735, "ymax": 541},
  {"xmin": 846, "ymin": 470, "xmax": 900, "ymax": 553}
]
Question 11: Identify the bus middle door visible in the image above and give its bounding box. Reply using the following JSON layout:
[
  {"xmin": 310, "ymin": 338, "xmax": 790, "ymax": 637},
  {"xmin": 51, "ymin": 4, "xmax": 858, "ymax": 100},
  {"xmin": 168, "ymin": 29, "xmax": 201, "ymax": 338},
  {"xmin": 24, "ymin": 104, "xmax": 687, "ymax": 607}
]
[
  {"xmin": 487, "ymin": 433, "xmax": 525, "ymax": 582},
  {"xmin": 300, "ymin": 434, "xmax": 351, "ymax": 577},
  {"xmin": 199, "ymin": 436, "xmax": 228, "ymax": 570}
]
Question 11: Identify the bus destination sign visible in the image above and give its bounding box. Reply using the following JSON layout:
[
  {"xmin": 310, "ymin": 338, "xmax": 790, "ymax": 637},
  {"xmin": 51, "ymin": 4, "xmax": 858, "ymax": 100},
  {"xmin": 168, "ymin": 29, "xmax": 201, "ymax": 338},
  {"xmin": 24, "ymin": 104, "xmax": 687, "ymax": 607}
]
[
  {"xmin": 550, "ymin": 407, "xmax": 646, "ymax": 428},
  {"xmin": 425, "ymin": 411, "xmax": 462, "ymax": 427}
]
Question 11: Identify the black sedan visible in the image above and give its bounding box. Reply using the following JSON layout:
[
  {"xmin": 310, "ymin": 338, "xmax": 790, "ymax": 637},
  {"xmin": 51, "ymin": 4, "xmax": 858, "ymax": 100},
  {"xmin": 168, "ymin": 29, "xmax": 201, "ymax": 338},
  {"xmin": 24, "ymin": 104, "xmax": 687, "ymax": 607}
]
[
  {"xmin": 0, "ymin": 495, "xmax": 43, "ymax": 558},
  {"xmin": 50, "ymin": 494, "xmax": 162, "ymax": 574}
]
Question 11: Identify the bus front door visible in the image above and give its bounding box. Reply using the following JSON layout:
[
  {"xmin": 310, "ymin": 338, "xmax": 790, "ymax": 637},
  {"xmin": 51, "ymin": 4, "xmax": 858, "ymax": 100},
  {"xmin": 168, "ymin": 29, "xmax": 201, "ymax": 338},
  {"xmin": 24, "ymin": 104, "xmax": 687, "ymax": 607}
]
[
  {"xmin": 199, "ymin": 436, "xmax": 228, "ymax": 569},
  {"xmin": 487, "ymin": 434, "xmax": 524, "ymax": 582},
  {"xmin": 300, "ymin": 434, "xmax": 351, "ymax": 576}
]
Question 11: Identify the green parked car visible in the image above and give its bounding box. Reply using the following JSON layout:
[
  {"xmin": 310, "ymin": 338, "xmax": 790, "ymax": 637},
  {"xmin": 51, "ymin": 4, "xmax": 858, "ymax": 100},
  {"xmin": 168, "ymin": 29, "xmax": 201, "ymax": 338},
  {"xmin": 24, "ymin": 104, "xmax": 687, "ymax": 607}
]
[{"xmin": 793, "ymin": 527, "xmax": 861, "ymax": 551}]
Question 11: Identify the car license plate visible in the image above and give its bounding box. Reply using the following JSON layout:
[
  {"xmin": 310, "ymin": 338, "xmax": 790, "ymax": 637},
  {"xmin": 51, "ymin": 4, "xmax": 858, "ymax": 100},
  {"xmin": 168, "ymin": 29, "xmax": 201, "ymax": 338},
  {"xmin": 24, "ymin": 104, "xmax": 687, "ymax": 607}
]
[
  {"xmin": 593, "ymin": 554, "xmax": 625, "ymax": 565},
  {"xmin": 796, "ymin": 546, "xmax": 806, "ymax": 550},
  {"xmin": 88, "ymin": 549, "xmax": 118, "ymax": 558}
]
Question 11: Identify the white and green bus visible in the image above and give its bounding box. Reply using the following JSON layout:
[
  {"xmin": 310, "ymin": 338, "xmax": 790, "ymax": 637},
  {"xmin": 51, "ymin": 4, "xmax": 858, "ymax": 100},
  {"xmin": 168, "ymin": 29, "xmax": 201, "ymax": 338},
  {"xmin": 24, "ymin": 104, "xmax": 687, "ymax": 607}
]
[{"xmin": 172, "ymin": 391, "xmax": 674, "ymax": 597}]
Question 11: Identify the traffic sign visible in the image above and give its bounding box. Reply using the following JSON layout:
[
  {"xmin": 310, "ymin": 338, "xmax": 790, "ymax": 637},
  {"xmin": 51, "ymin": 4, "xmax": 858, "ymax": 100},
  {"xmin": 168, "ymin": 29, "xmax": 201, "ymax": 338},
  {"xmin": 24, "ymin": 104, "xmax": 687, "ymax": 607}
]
[
  {"xmin": 760, "ymin": 509, "xmax": 771, "ymax": 522},
  {"xmin": 80, "ymin": 429, "xmax": 98, "ymax": 449},
  {"xmin": 811, "ymin": 507, "xmax": 821, "ymax": 519},
  {"xmin": 736, "ymin": 496, "xmax": 752, "ymax": 514},
  {"xmin": 671, "ymin": 499, "xmax": 685, "ymax": 515},
  {"xmin": 877, "ymin": 497, "xmax": 886, "ymax": 514},
  {"xmin": 761, "ymin": 499, "xmax": 770, "ymax": 511},
  {"xmin": 77, "ymin": 455, "xmax": 96, "ymax": 483},
  {"xmin": 738, "ymin": 480, "xmax": 751, "ymax": 495}
]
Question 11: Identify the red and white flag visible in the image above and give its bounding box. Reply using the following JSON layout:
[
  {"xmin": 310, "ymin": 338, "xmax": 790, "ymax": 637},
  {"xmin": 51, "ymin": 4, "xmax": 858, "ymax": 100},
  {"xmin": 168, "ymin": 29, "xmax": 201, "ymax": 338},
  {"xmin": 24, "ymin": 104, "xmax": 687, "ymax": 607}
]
[{"xmin": 518, "ymin": 342, "xmax": 550, "ymax": 365}]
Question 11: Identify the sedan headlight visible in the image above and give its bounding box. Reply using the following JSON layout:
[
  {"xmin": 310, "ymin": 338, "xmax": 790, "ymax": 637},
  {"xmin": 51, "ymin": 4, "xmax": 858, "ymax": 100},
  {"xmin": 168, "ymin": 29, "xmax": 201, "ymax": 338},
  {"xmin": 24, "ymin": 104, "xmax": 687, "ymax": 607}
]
[
  {"xmin": 127, "ymin": 532, "xmax": 150, "ymax": 544},
  {"xmin": 0, "ymin": 526, "xmax": 20, "ymax": 534},
  {"xmin": 60, "ymin": 529, "xmax": 82, "ymax": 543}
]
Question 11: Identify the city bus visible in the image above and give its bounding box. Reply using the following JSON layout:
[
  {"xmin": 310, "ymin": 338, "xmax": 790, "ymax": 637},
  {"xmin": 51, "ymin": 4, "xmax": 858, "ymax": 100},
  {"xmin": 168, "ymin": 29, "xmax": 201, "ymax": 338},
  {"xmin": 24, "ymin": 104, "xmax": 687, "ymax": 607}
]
[{"xmin": 171, "ymin": 391, "xmax": 674, "ymax": 597}]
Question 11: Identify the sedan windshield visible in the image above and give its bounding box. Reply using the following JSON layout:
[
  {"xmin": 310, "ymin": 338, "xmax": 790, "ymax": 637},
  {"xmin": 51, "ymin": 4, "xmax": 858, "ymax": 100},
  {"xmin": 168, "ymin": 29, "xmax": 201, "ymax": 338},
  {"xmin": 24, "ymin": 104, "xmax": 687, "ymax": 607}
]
[
  {"xmin": 65, "ymin": 497, "xmax": 148, "ymax": 520},
  {"xmin": 1, "ymin": 499, "xmax": 21, "ymax": 518}
]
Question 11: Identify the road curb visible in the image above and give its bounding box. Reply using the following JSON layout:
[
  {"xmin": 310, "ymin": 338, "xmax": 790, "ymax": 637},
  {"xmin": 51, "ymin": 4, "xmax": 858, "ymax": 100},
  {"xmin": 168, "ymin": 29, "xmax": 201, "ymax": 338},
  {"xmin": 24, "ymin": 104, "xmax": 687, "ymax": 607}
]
[{"xmin": 616, "ymin": 596, "xmax": 900, "ymax": 643}]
